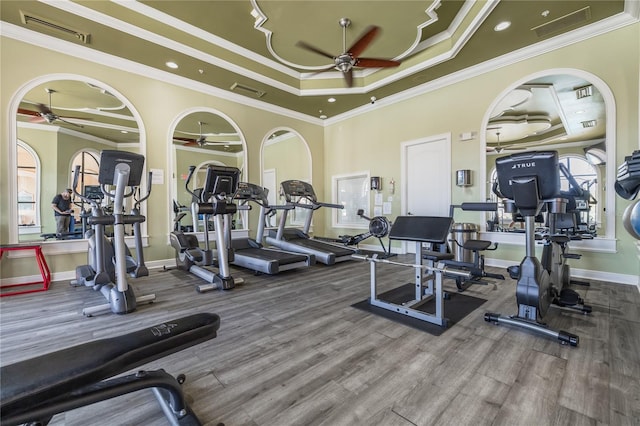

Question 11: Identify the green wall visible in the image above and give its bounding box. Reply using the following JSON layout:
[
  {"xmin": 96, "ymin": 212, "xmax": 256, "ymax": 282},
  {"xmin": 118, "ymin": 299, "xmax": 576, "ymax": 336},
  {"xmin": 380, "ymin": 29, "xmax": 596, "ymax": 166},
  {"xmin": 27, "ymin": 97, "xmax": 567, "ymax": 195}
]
[
  {"xmin": 323, "ymin": 23, "xmax": 640, "ymax": 278},
  {"xmin": 1, "ymin": 22, "xmax": 639, "ymax": 282}
]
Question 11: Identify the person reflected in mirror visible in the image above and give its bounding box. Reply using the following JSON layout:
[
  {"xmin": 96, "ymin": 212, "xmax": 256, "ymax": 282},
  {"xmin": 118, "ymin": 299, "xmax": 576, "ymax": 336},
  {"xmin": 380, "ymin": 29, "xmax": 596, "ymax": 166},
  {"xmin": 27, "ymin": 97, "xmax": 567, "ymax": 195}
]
[{"xmin": 52, "ymin": 188, "xmax": 74, "ymax": 235}]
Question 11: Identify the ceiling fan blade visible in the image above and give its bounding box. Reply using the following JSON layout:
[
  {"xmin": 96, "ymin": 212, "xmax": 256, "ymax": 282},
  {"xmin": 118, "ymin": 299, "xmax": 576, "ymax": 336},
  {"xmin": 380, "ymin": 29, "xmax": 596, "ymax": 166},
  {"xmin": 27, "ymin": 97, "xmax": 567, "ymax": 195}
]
[
  {"xmin": 173, "ymin": 136, "xmax": 196, "ymax": 142},
  {"xmin": 296, "ymin": 41, "xmax": 335, "ymax": 60},
  {"xmin": 17, "ymin": 108, "xmax": 40, "ymax": 117},
  {"xmin": 36, "ymin": 103, "xmax": 53, "ymax": 115},
  {"xmin": 29, "ymin": 116, "xmax": 47, "ymax": 123},
  {"xmin": 306, "ymin": 65, "xmax": 339, "ymax": 77},
  {"xmin": 356, "ymin": 58, "xmax": 401, "ymax": 68},
  {"xmin": 343, "ymin": 69, "xmax": 354, "ymax": 88},
  {"xmin": 347, "ymin": 25, "xmax": 380, "ymax": 58},
  {"xmin": 354, "ymin": 58, "xmax": 401, "ymax": 68},
  {"xmin": 56, "ymin": 116, "xmax": 84, "ymax": 128},
  {"xmin": 203, "ymin": 141, "xmax": 243, "ymax": 146}
]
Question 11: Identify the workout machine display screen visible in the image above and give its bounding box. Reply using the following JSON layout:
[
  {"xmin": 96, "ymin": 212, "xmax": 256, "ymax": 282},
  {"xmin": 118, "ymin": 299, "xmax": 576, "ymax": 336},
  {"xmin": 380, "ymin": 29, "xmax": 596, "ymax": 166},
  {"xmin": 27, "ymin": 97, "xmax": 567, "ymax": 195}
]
[
  {"xmin": 495, "ymin": 151, "xmax": 560, "ymax": 200},
  {"xmin": 203, "ymin": 165, "xmax": 240, "ymax": 198},
  {"xmin": 235, "ymin": 182, "xmax": 269, "ymax": 205},
  {"xmin": 98, "ymin": 150, "xmax": 145, "ymax": 186},
  {"xmin": 84, "ymin": 185, "xmax": 103, "ymax": 200},
  {"xmin": 389, "ymin": 216, "xmax": 453, "ymax": 243},
  {"xmin": 280, "ymin": 180, "xmax": 317, "ymax": 203}
]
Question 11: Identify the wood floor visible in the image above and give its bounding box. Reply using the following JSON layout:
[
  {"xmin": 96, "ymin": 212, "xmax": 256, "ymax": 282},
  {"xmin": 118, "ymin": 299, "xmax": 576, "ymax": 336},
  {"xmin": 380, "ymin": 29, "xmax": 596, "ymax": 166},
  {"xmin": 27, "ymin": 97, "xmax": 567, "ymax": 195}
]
[{"xmin": 1, "ymin": 255, "xmax": 639, "ymax": 426}]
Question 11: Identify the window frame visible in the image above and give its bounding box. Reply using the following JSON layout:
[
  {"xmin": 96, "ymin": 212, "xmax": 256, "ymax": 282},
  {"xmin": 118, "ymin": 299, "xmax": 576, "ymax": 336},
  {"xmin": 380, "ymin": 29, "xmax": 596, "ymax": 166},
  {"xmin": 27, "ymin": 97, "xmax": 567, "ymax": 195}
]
[
  {"xmin": 16, "ymin": 141, "xmax": 42, "ymax": 235},
  {"xmin": 332, "ymin": 171, "xmax": 370, "ymax": 229}
]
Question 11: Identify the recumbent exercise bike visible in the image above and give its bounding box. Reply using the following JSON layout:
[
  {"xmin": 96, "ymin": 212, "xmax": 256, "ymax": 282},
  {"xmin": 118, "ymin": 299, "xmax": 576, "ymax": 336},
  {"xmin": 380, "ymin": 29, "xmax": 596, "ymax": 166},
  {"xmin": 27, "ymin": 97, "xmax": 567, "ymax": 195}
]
[{"xmin": 484, "ymin": 151, "xmax": 586, "ymax": 346}]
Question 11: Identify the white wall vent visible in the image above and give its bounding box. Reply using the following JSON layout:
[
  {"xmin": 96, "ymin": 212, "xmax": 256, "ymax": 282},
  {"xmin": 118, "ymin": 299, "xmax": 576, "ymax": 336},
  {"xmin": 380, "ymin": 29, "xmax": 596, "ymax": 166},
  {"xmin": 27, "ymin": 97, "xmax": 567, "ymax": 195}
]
[
  {"xmin": 230, "ymin": 82, "xmax": 266, "ymax": 98},
  {"xmin": 20, "ymin": 10, "xmax": 91, "ymax": 44},
  {"xmin": 531, "ymin": 7, "xmax": 591, "ymax": 38}
]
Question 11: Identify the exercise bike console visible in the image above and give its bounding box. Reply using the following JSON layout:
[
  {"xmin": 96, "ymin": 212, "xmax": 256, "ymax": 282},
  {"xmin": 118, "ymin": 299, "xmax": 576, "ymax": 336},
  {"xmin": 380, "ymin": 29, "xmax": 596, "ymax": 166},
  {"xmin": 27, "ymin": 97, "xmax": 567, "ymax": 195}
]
[{"xmin": 485, "ymin": 151, "xmax": 579, "ymax": 346}]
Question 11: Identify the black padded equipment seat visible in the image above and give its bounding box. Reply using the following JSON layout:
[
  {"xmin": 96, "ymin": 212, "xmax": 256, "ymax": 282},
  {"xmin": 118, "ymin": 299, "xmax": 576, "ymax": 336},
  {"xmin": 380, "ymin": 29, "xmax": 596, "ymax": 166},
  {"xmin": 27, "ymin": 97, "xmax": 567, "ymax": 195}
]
[
  {"xmin": 1, "ymin": 313, "xmax": 220, "ymax": 418},
  {"xmin": 462, "ymin": 239, "xmax": 493, "ymax": 252},
  {"xmin": 422, "ymin": 250, "xmax": 455, "ymax": 262}
]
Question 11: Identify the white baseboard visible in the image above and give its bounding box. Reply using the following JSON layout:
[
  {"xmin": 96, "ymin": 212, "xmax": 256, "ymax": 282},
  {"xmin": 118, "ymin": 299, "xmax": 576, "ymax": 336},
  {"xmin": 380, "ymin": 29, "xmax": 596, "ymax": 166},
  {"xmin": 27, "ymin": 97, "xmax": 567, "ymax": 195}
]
[
  {"xmin": 485, "ymin": 258, "xmax": 640, "ymax": 287},
  {"xmin": 0, "ymin": 259, "xmax": 176, "ymax": 287},
  {"xmin": 3, "ymin": 256, "xmax": 637, "ymax": 289}
]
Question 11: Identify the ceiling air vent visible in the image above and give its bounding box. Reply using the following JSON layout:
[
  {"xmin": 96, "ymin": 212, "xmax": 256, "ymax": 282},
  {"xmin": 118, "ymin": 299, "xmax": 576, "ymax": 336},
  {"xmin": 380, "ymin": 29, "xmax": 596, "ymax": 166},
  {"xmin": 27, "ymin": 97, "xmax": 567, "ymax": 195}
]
[
  {"xmin": 230, "ymin": 83, "xmax": 266, "ymax": 98},
  {"xmin": 581, "ymin": 119, "xmax": 597, "ymax": 128},
  {"xmin": 574, "ymin": 85, "xmax": 593, "ymax": 99},
  {"xmin": 20, "ymin": 10, "xmax": 91, "ymax": 44},
  {"xmin": 531, "ymin": 6, "xmax": 591, "ymax": 38}
]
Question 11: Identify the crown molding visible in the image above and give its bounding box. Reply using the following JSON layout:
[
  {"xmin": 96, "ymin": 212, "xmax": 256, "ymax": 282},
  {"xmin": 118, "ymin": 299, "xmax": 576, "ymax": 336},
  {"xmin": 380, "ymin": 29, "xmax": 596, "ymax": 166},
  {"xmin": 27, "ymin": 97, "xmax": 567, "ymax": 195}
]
[
  {"xmin": 0, "ymin": 22, "xmax": 323, "ymax": 126},
  {"xmin": 325, "ymin": 7, "xmax": 639, "ymax": 125}
]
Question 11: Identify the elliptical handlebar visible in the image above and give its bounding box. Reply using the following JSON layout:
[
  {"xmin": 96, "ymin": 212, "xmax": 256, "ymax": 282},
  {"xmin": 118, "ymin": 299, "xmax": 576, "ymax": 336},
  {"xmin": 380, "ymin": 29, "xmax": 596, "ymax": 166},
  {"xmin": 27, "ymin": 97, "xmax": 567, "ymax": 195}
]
[
  {"xmin": 133, "ymin": 171, "xmax": 154, "ymax": 207},
  {"xmin": 184, "ymin": 165, "xmax": 201, "ymax": 201},
  {"xmin": 72, "ymin": 165, "xmax": 100, "ymax": 209}
]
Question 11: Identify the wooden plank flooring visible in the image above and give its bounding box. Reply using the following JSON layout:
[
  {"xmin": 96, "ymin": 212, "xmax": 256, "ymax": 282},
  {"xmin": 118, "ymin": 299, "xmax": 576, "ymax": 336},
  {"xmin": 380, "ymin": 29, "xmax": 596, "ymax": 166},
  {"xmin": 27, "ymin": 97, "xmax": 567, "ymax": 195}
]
[{"xmin": 1, "ymin": 256, "xmax": 639, "ymax": 425}]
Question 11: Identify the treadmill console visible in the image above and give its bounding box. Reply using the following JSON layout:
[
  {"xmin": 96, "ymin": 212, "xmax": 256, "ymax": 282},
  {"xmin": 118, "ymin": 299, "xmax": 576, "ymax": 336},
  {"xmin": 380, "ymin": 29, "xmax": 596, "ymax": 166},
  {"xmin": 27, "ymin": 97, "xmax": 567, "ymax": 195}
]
[
  {"xmin": 235, "ymin": 182, "xmax": 269, "ymax": 205},
  {"xmin": 280, "ymin": 180, "xmax": 317, "ymax": 203}
]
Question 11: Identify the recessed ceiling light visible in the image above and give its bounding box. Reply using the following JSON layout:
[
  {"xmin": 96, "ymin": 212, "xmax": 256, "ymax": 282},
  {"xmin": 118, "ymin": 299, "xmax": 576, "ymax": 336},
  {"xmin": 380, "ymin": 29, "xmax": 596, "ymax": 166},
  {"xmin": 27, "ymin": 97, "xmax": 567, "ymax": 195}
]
[
  {"xmin": 494, "ymin": 21, "xmax": 511, "ymax": 32},
  {"xmin": 166, "ymin": 61, "xmax": 178, "ymax": 69},
  {"xmin": 320, "ymin": 114, "xmax": 327, "ymax": 119},
  {"xmin": 120, "ymin": 130, "xmax": 128, "ymax": 134},
  {"xmin": 328, "ymin": 97, "xmax": 336, "ymax": 103}
]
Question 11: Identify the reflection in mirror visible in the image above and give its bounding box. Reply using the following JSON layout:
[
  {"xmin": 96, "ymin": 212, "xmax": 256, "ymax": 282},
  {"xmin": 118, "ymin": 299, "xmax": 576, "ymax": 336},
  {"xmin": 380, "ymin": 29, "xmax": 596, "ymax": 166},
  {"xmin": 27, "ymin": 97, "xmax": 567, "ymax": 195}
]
[
  {"xmin": 14, "ymin": 79, "xmax": 140, "ymax": 243},
  {"xmin": 171, "ymin": 111, "xmax": 245, "ymax": 233},
  {"xmin": 484, "ymin": 73, "xmax": 611, "ymax": 239},
  {"xmin": 261, "ymin": 129, "xmax": 312, "ymax": 229}
]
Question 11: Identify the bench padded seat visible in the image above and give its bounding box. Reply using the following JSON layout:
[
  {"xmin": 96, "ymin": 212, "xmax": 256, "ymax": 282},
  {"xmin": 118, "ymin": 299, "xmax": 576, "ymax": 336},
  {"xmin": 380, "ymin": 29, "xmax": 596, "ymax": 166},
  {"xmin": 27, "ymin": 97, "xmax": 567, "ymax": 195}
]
[{"xmin": 1, "ymin": 312, "xmax": 220, "ymax": 413}]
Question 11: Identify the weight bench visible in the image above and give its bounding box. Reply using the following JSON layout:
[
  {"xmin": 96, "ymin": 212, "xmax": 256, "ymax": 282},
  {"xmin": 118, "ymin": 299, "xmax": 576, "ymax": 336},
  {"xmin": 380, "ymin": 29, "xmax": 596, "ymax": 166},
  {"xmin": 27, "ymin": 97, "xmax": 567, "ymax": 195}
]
[
  {"xmin": 354, "ymin": 216, "xmax": 470, "ymax": 328},
  {"xmin": 1, "ymin": 313, "xmax": 220, "ymax": 426}
]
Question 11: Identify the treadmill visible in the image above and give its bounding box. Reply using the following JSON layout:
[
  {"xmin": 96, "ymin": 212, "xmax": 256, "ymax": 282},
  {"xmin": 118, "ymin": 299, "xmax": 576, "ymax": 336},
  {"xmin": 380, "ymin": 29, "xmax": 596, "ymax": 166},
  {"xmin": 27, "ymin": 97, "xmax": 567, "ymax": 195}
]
[
  {"xmin": 265, "ymin": 180, "xmax": 357, "ymax": 265},
  {"xmin": 230, "ymin": 182, "xmax": 315, "ymax": 274}
]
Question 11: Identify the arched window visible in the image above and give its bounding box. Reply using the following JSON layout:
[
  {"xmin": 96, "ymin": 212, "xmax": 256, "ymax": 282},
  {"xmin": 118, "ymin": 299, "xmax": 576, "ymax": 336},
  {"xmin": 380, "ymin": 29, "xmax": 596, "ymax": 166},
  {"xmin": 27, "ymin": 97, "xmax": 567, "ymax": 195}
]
[
  {"xmin": 70, "ymin": 150, "xmax": 100, "ymax": 213},
  {"xmin": 17, "ymin": 142, "xmax": 41, "ymax": 235},
  {"xmin": 487, "ymin": 154, "xmax": 600, "ymax": 234},
  {"xmin": 558, "ymin": 155, "xmax": 600, "ymax": 232}
]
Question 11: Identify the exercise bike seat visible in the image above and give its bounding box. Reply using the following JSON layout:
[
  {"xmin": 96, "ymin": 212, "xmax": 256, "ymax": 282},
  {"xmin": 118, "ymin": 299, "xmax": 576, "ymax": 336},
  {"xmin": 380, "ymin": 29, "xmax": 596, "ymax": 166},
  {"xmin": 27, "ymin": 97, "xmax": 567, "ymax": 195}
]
[
  {"xmin": 422, "ymin": 251, "xmax": 454, "ymax": 262},
  {"xmin": 462, "ymin": 239, "xmax": 493, "ymax": 251},
  {"xmin": 550, "ymin": 235, "xmax": 571, "ymax": 245},
  {"xmin": 0, "ymin": 313, "xmax": 220, "ymax": 414}
]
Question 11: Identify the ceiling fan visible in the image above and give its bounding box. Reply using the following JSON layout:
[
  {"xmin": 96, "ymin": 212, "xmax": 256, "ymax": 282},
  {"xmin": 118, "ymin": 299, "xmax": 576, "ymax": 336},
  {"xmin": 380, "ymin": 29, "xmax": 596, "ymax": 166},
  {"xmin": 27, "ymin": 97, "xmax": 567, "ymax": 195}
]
[
  {"xmin": 173, "ymin": 121, "xmax": 242, "ymax": 148},
  {"xmin": 296, "ymin": 18, "xmax": 401, "ymax": 87},
  {"xmin": 17, "ymin": 88, "xmax": 85, "ymax": 128}
]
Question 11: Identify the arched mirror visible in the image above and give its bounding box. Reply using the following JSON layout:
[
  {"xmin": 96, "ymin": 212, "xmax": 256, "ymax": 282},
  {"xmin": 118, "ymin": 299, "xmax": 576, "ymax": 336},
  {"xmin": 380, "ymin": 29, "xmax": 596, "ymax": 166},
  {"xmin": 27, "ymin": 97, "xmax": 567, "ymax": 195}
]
[
  {"xmin": 482, "ymin": 70, "xmax": 616, "ymax": 248},
  {"xmin": 260, "ymin": 128, "xmax": 312, "ymax": 229},
  {"xmin": 170, "ymin": 110, "xmax": 246, "ymax": 233},
  {"xmin": 11, "ymin": 77, "xmax": 142, "ymax": 244}
]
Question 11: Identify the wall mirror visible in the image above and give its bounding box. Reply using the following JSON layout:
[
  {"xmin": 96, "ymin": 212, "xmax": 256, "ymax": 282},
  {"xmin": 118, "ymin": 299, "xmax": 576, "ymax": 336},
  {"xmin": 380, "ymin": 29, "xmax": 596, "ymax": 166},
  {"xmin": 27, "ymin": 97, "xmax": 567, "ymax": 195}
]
[
  {"xmin": 260, "ymin": 128, "xmax": 312, "ymax": 229},
  {"xmin": 170, "ymin": 109, "xmax": 246, "ymax": 233},
  {"xmin": 482, "ymin": 70, "xmax": 616, "ymax": 248},
  {"xmin": 11, "ymin": 77, "xmax": 143, "ymax": 245}
]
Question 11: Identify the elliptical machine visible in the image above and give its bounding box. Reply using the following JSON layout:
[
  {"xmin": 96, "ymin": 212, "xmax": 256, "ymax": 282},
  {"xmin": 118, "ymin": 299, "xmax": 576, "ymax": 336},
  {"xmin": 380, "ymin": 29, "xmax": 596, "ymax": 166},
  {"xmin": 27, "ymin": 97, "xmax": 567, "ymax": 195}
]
[
  {"xmin": 169, "ymin": 164, "xmax": 243, "ymax": 293},
  {"xmin": 484, "ymin": 151, "xmax": 580, "ymax": 346},
  {"xmin": 71, "ymin": 150, "xmax": 155, "ymax": 316}
]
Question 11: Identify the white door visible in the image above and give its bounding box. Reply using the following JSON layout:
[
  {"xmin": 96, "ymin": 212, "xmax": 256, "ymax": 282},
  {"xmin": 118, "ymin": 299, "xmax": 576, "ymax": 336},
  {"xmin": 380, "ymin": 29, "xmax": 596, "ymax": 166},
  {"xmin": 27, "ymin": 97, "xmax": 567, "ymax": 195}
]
[
  {"xmin": 262, "ymin": 168, "xmax": 277, "ymax": 227},
  {"xmin": 401, "ymin": 134, "xmax": 451, "ymax": 252}
]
